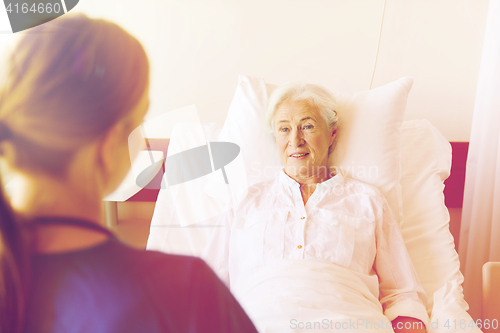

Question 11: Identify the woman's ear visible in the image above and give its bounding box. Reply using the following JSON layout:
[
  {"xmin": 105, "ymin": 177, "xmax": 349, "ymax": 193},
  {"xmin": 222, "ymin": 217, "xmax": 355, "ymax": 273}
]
[
  {"xmin": 0, "ymin": 141, "xmax": 16, "ymax": 166},
  {"xmin": 329, "ymin": 128, "xmax": 337, "ymax": 146},
  {"xmin": 328, "ymin": 127, "xmax": 338, "ymax": 155},
  {"xmin": 96, "ymin": 122, "xmax": 129, "ymax": 184}
]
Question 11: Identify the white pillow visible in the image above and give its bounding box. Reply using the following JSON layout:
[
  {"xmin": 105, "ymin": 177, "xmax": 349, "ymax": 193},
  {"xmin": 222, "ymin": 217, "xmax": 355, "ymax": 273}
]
[
  {"xmin": 219, "ymin": 74, "xmax": 412, "ymax": 225},
  {"xmin": 217, "ymin": 75, "xmax": 281, "ymax": 200},
  {"xmin": 329, "ymin": 78, "xmax": 413, "ymax": 224},
  {"xmin": 399, "ymin": 119, "xmax": 463, "ymax": 314}
]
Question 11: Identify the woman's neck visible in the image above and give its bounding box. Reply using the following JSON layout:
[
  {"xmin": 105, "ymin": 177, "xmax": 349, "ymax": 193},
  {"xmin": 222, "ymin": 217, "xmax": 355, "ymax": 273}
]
[
  {"xmin": 8, "ymin": 174, "xmax": 103, "ymax": 224},
  {"xmin": 7, "ymin": 174, "xmax": 110, "ymax": 253},
  {"xmin": 285, "ymin": 167, "xmax": 334, "ymax": 186},
  {"xmin": 285, "ymin": 168, "xmax": 335, "ymax": 205},
  {"xmin": 299, "ymin": 183, "xmax": 317, "ymax": 205}
]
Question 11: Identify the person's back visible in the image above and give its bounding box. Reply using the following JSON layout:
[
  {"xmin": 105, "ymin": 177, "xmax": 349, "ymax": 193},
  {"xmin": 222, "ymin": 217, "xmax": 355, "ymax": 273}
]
[
  {"xmin": 0, "ymin": 14, "xmax": 257, "ymax": 333},
  {"xmin": 25, "ymin": 221, "xmax": 254, "ymax": 333}
]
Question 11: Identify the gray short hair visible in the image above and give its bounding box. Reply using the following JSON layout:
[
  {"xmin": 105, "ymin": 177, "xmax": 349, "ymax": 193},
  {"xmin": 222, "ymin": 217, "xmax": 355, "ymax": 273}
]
[{"xmin": 266, "ymin": 82, "xmax": 338, "ymax": 134}]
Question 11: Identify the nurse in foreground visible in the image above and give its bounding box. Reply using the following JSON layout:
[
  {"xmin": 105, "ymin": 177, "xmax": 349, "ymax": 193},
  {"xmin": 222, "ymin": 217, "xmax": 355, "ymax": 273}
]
[
  {"xmin": 0, "ymin": 14, "xmax": 257, "ymax": 333},
  {"xmin": 205, "ymin": 83, "xmax": 429, "ymax": 333}
]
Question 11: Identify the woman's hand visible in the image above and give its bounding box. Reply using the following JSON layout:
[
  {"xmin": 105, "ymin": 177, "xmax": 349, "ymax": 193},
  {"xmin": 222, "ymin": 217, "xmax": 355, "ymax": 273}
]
[{"xmin": 392, "ymin": 317, "xmax": 426, "ymax": 332}]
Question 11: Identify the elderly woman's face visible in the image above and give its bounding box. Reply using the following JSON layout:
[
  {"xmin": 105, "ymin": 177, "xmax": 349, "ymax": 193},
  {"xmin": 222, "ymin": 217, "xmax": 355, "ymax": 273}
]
[{"xmin": 274, "ymin": 100, "xmax": 335, "ymax": 180}]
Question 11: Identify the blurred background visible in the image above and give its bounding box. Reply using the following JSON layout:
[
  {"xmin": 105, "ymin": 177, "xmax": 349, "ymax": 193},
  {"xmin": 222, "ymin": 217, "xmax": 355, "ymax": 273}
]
[{"xmin": 1, "ymin": 0, "xmax": 486, "ymax": 141}]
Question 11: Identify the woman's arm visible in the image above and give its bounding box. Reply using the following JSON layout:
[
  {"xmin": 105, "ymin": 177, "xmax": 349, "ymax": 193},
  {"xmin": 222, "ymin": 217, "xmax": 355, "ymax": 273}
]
[
  {"xmin": 392, "ymin": 317, "xmax": 426, "ymax": 333},
  {"xmin": 373, "ymin": 196, "xmax": 429, "ymax": 330}
]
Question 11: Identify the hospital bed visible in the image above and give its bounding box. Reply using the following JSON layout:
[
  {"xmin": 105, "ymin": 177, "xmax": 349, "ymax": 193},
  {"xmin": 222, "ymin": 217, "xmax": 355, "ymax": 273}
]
[{"xmin": 142, "ymin": 75, "xmax": 489, "ymax": 332}]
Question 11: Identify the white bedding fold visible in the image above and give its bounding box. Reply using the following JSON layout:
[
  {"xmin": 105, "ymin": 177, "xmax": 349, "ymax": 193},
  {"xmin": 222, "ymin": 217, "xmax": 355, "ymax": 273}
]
[{"xmin": 232, "ymin": 259, "xmax": 395, "ymax": 333}]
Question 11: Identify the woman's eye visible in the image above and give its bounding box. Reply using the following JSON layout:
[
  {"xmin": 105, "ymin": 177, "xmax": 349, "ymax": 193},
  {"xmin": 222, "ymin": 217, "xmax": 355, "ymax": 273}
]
[
  {"xmin": 303, "ymin": 125, "xmax": 313, "ymax": 130},
  {"xmin": 280, "ymin": 128, "xmax": 289, "ymax": 133}
]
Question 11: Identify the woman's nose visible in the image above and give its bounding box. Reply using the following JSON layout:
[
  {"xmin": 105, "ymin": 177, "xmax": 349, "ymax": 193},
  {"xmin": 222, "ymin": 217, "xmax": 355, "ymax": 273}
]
[{"xmin": 289, "ymin": 129, "xmax": 304, "ymax": 147}]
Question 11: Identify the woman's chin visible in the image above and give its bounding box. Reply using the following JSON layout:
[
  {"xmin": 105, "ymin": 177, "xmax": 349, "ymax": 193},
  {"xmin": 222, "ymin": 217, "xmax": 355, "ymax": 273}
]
[
  {"xmin": 285, "ymin": 162, "xmax": 331, "ymax": 179},
  {"xmin": 284, "ymin": 163, "xmax": 315, "ymax": 178}
]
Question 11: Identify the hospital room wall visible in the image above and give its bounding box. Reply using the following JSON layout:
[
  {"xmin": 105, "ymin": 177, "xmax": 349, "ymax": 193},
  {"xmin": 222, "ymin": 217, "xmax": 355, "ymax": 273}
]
[
  {"xmin": 0, "ymin": 0, "xmax": 487, "ymax": 141},
  {"xmin": 64, "ymin": 0, "xmax": 489, "ymax": 143}
]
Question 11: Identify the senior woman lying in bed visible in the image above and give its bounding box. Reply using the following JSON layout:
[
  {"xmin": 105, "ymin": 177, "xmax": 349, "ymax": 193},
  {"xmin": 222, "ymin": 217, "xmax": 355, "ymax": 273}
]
[{"xmin": 205, "ymin": 83, "xmax": 429, "ymax": 333}]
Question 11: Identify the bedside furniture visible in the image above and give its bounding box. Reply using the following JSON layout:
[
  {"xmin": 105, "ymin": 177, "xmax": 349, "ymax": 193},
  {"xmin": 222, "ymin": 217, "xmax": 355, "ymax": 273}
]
[
  {"xmin": 482, "ymin": 262, "xmax": 500, "ymax": 332},
  {"xmin": 103, "ymin": 138, "xmax": 169, "ymax": 227}
]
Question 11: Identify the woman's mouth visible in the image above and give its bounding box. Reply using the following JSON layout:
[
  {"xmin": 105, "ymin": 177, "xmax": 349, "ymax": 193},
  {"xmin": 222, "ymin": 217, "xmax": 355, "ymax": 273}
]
[{"xmin": 289, "ymin": 153, "xmax": 309, "ymax": 158}]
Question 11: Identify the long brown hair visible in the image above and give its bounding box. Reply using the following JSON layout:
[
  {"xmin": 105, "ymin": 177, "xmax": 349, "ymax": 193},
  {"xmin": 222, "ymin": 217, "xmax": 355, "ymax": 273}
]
[{"xmin": 0, "ymin": 14, "xmax": 149, "ymax": 332}]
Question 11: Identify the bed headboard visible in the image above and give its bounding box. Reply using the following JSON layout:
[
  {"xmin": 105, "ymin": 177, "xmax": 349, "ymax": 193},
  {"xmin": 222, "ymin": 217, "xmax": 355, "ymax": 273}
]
[
  {"xmin": 444, "ymin": 142, "xmax": 469, "ymax": 208},
  {"xmin": 130, "ymin": 139, "xmax": 468, "ymax": 251},
  {"xmin": 129, "ymin": 140, "xmax": 468, "ymax": 203}
]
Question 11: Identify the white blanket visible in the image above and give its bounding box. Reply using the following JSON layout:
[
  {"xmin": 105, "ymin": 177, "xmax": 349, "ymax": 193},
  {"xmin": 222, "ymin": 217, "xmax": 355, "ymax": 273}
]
[{"xmin": 231, "ymin": 259, "xmax": 396, "ymax": 333}]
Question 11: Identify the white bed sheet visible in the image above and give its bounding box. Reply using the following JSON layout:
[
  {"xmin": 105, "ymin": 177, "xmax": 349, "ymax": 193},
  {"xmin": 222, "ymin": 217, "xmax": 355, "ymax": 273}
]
[{"xmin": 234, "ymin": 260, "xmax": 394, "ymax": 333}]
